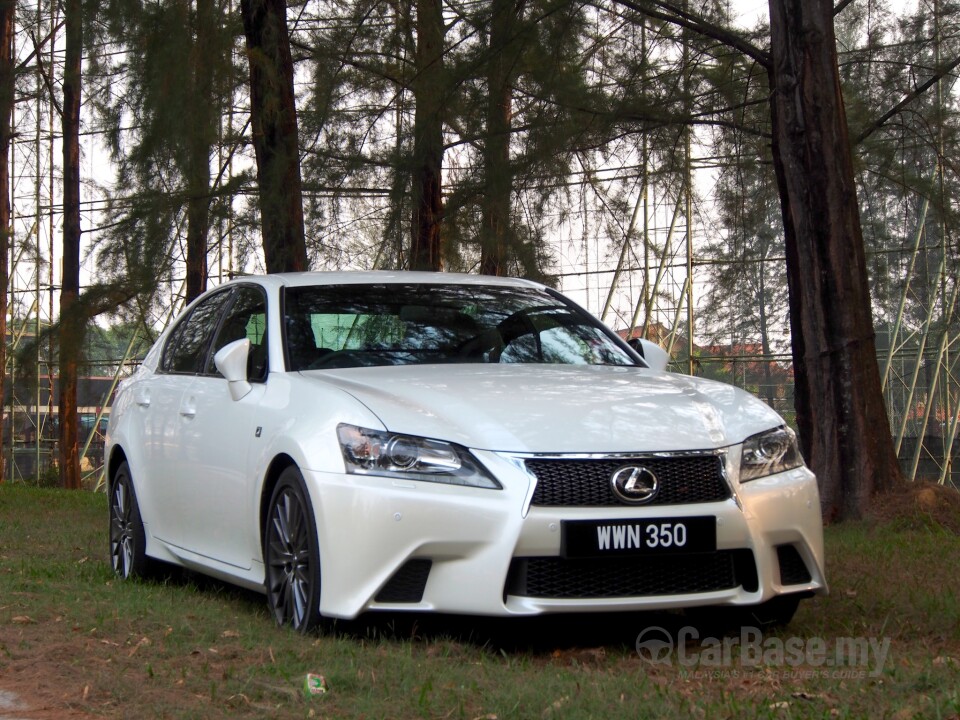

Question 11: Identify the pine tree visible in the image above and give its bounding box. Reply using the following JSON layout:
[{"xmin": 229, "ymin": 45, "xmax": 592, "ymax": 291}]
[
  {"xmin": 767, "ymin": 0, "xmax": 904, "ymax": 519},
  {"xmin": 409, "ymin": 0, "xmax": 445, "ymax": 270},
  {"xmin": 59, "ymin": 0, "xmax": 83, "ymax": 489},
  {"xmin": 478, "ymin": 0, "xmax": 523, "ymax": 275},
  {"xmin": 605, "ymin": 0, "xmax": 914, "ymax": 518},
  {"xmin": 0, "ymin": 0, "xmax": 12, "ymax": 484},
  {"xmin": 241, "ymin": 0, "xmax": 308, "ymax": 272},
  {"xmin": 88, "ymin": 0, "xmax": 240, "ymax": 307},
  {"xmin": 184, "ymin": 0, "xmax": 218, "ymax": 301}
]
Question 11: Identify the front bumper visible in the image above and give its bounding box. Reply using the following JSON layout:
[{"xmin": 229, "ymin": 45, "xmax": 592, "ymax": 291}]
[{"xmin": 303, "ymin": 451, "xmax": 826, "ymax": 619}]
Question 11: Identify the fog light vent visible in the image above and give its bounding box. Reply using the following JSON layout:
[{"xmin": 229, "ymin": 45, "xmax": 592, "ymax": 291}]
[
  {"xmin": 776, "ymin": 544, "xmax": 812, "ymax": 585},
  {"xmin": 375, "ymin": 559, "xmax": 432, "ymax": 603}
]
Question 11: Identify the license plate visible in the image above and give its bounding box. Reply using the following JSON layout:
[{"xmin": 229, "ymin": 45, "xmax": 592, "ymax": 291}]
[{"xmin": 561, "ymin": 516, "xmax": 716, "ymax": 558}]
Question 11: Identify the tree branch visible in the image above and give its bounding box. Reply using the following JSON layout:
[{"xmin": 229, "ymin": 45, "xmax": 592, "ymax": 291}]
[
  {"xmin": 17, "ymin": 19, "xmax": 66, "ymax": 74},
  {"xmin": 833, "ymin": 0, "xmax": 856, "ymax": 15},
  {"xmin": 855, "ymin": 55, "xmax": 960, "ymax": 144},
  {"xmin": 31, "ymin": 31, "xmax": 63, "ymax": 118},
  {"xmin": 607, "ymin": 0, "xmax": 770, "ymax": 67}
]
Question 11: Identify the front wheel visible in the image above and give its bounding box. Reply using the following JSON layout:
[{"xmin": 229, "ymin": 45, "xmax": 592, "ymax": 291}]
[
  {"xmin": 686, "ymin": 594, "xmax": 803, "ymax": 633},
  {"xmin": 741, "ymin": 594, "xmax": 802, "ymax": 628},
  {"xmin": 264, "ymin": 467, "xmax": 322, "ymax": 633},
  {"xmin": 109, "ymin": 462, "xmax": 152, "ymax": 579}
]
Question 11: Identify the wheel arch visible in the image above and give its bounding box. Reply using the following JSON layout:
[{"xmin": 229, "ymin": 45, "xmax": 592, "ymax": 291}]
[
  {"xmin": 259, "ymin": 453, "xmax": 300, "ymax": 549},
  {"xmin": 106, "ymin": 446, "xmax": 129, "ymax": 491}
]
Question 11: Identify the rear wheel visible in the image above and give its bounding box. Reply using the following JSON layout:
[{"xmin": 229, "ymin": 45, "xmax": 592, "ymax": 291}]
[
  {"xmin": 109, "ymin": 462, "xmax": 152, "ymax": 579},
  {"xmin": 264, "ymin": 467, "xmax": 322, "ymax": 633}
]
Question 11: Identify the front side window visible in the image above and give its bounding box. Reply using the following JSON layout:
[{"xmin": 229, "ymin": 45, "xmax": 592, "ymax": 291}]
[
  {"xmin": 282, "ymin": 284, "xmax": 637, "ymax": 370},
  {"xmin": 160, "ymin": 290, "xmax": 233, "ymax": 374},
  {"xmin": 205, "ymin": 286, "xmax": 269, "ymax": 381}
]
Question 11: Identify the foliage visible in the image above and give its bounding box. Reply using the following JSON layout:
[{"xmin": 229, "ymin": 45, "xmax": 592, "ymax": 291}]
[
  {"xmin": 86, "ymin": 0, "xmax": 247, "ymax": 317},
  {"xmin": 84, "ymin": 321, "xmax": 152, "ymax": 374},
  {"xmin": 696, "ymin": 0, "xmax": 960, "ymax": 355},
  {"xmin": 6, "ymin": 0, "xmax": 960, "ymax": 506},
  {"xmin": 16, "ymin": 0, "xmax": 956, "ymax": 336}
]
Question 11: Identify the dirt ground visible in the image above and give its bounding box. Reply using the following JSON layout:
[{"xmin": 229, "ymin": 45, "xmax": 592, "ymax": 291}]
[
  {"xmin": 868, "ymin": 480, "xmax": 960, "ymax": 532},
  {"xmin": 0, "ymin": 686, "xmax": 98, "ymax": 719},
  {"xmin": 0, "ymin": 622, "xmax": 102, "ymax": 719}
]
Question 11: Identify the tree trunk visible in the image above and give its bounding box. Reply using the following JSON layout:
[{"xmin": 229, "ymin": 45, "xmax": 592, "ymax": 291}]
[
  {"xmin": 184, "ymin": 165, "xmax": 210, "ymax": 303},
  {"xmin": 0, "ymin": 0, "xmax": 12, "ymax": 483},
  {"xmin": 60, "ymin": 0, "xmax": 82, "ymax": 490},
  {"xmin": 409, "ymin": 0, "xmax": 444, "ymax": 271},
  {"xmin": 184, "ymin": 0, "xmax": 217, "ymax": 303},
  {"xmin": 241, "ymin": 0, "xmax": 308, "ymax": 273},
  {"xmin": 767, "ymin": 0, "xmax": 902, "ymax": 520},
  {"xmin": 756, "ymin": 262, "xmax": 775, "ymax": 407},
  {"xmin": 479, "ymin": 0, "xmax": 524, "ymax": 276}
]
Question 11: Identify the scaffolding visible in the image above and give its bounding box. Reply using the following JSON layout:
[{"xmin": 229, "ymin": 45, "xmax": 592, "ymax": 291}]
[{"xmin": 2, "ymin": 0, "xmax": 959, "ymax": 489}]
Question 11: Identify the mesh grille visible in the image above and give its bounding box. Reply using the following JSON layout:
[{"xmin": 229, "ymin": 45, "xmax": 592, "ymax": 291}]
[
  {"xmin": 506, "ymin": 550, "xmax": 753, "ymax": 599},
  {"xmin": 375, "ymin": 559, "xmax": 432, "ymax": 603},
  {"xmin": 526, "ymin": 455, "xmax": 730, "ymax": 507},
  {"xmin": 776, "ymin": 545, "xmax": 812, "ymax": 585}
]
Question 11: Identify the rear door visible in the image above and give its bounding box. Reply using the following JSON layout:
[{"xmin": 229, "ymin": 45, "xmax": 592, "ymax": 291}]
[{"xmin": 140, "ymin": 288, "xmax": 234, "ymax": 544}]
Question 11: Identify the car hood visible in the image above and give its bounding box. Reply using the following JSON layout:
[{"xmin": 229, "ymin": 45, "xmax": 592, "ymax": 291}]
[{"xmin": 303, "ymin": 364, "xmax": 785, "ymax": 454}]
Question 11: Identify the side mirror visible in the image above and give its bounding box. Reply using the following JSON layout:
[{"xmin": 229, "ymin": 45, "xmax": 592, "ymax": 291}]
[
  {"xmin": 214, "ymin": 338, "xmax": 253, "ymax": 401},
  {"xmin": 628, "ymin": 338, "xmax": 670, "ymax": 372}
]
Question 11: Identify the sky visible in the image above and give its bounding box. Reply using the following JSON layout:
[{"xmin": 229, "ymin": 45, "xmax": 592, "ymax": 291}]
[
  {"xmin": 730, "ymin": 0, "xmax": 769, "ymax": 26},
  {"xmin": 730, "ymin": 0, "xmax": 919, "ymax": 28}
]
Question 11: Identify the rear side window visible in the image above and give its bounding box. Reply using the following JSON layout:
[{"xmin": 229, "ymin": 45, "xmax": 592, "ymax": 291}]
[{"xmin": 160, "ymin": 290, "xmax": 232, "ymax": 374}]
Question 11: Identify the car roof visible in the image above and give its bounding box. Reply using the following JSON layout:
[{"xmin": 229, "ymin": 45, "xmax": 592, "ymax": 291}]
[{"xmin": 227, "ymin": 271, "xmax": 548, "ymax": 292}]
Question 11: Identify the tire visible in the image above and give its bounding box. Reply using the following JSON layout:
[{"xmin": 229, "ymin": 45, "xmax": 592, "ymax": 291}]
[
  {"xmin": 109, "ymin": 461, "xmax": 152, "ymax": 579},
  {"xmin": 687, "ymin": 594, "xmax": 803, "ymax": 633},
  {"xmin": 741, "ymin": 594, "xmax": 802, "ymax": 628},
  {"xmin": 264, "ymin": 466, "xmax": 322, "ymax": 633}
]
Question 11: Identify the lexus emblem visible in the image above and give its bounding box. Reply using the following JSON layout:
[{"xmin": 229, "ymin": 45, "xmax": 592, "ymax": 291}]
[{"xmin": 610, "ymin": 465, "xmax": 659, "ymax": 504}]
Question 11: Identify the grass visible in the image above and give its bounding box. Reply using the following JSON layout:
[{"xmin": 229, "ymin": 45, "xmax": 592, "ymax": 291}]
[{"xmin": 0, "ymin": 483, "xmax": 958, "ymax": 719}]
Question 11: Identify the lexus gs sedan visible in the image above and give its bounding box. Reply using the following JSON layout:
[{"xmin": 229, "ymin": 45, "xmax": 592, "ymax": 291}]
[{"xmin": 106, "ymin": 271, "xmax": 826, "ymax": 633}]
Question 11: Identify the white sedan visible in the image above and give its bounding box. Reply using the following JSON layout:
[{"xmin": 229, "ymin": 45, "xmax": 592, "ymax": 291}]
[{"xmin": 106, "ymin": 271, "xmax": 826, "ymax": 633}]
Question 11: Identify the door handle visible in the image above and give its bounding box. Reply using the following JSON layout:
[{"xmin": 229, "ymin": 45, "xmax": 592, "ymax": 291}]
[
  {"xmin": 135, "ymin": 389, "xmax": 151, "ymax": 408},
  {"xmin": 180, "ymin": 396, "xmax": 197, "ymax": 418}
]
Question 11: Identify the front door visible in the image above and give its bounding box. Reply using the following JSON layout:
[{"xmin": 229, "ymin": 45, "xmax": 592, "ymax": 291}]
[{"xmin": 173, "ymin": 285, "xmax": 270, "ymax": 569}]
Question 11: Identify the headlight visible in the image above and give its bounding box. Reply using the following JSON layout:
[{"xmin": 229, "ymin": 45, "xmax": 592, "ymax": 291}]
[
  {"xmin": 336, "ymin": 424, "xmax": 501, "ymax": 489},
  {"xmin": 740, "ymin": 426, "xmax": 803, "ymax": 482}
]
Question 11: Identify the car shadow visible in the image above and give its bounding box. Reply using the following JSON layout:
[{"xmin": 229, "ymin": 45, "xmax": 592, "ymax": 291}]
[
  {"xmin": 323, "ymin": 609, "xmax": 692, "ymax": 654},
  {"xmin": 150, "ymin": 566, "xmax": 748, "ymax": 654}
]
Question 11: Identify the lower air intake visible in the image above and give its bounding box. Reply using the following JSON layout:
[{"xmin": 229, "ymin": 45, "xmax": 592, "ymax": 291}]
[
  {"xmin": 505, "ymin": 550, "xmax": 756, "ymax": 599},
  {"xmin": 375, "ymin": 559, "xmax": 432, "ymax": 603},
  {"xmin": 776, "ymin": 544, "xmax": 812, "ymax": 585}
]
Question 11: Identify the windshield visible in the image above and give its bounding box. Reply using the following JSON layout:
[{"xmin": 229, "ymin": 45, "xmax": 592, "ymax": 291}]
[{"xmin": 282, "ymin": 283, "xmax": 638, "ymax": 370}]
